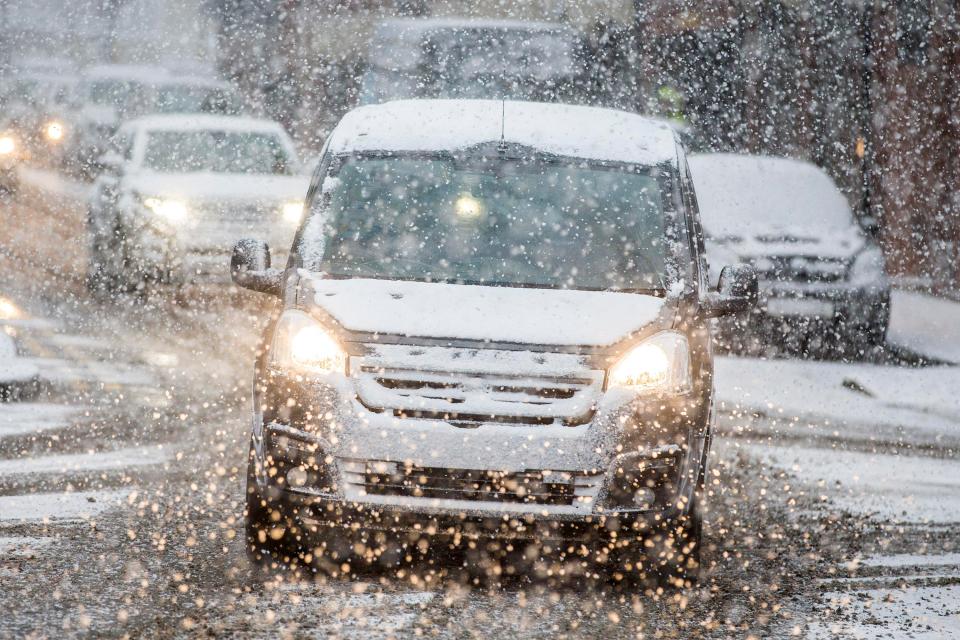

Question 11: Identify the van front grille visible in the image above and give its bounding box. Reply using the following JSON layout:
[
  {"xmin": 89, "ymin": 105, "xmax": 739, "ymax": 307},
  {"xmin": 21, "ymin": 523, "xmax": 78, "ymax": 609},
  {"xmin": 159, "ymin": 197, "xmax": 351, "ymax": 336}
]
[
  {"xmin": 351, "ymin": 346, "xmax": 604, "ymax": 427},
  {"xmin": 341, "ymin": 459, "xmax": 602, "ymax": 507}
]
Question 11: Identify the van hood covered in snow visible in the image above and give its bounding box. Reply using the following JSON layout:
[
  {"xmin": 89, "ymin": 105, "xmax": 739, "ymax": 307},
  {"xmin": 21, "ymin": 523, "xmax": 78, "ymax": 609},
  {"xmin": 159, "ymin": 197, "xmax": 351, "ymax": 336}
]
[
  {"xmin": 301, "ymin": 276, "xmax": 667, "ymax": 348},
  {"xmin": 125, "ymin": 172, "xmax": 308, "ymax": 204}
]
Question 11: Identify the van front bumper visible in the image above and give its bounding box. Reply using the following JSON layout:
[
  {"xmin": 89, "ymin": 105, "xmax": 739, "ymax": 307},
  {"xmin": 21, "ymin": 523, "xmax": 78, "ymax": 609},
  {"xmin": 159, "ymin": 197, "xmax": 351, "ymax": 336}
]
[{"xmin": 251, "ymin": 372, "xmax": 710, "ymax": 543}]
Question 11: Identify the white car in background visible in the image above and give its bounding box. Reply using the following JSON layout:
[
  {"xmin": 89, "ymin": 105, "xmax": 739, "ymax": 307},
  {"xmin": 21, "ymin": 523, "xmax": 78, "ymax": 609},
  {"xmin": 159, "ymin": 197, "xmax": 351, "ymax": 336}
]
[
  {"xmin": 87, "ymin": 114, "xmax": 308, "ymax": 291},
  {"xmin": 688, "ymin": 153, "xmax": 890, "ymax": 349}
]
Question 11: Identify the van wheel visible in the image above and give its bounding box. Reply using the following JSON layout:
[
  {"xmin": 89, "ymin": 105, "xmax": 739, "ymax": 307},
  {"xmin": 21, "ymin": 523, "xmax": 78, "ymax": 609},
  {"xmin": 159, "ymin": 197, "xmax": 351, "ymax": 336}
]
[
  {"xmin": 615, "ymin": 498, "xmax": 702, "ymax": 590},
  {"xmin": 244, "ymin": 444, "xmax": 294, "ymax": 567},
  {"xmin": 653, "ymin": 498, "xmax": 702, "ymax": 589}
]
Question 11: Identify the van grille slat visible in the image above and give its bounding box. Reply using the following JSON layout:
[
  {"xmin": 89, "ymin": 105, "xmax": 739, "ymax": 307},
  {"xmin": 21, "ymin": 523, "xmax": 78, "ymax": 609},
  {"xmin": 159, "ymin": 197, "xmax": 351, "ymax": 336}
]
[
  {"xmin": 353, "ymin": 347, "xmax": 603, "ymax": 426},
  {"xmin": 341, "ymin": 459, "xmax": 601, "ymax": 506}
]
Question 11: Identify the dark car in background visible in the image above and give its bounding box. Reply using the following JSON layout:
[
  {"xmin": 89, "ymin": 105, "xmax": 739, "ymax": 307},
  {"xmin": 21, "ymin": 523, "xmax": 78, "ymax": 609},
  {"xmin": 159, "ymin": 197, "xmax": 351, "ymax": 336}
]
[
  {"xmin": 688, "ymin": 153, "xmax": 890, "ymax": 351},
  {"xmin": 229, "ymin": 99, "xmax": 758, "ymax": 587},
  {"xmin": 360, "ymin": 18, "xmax": 589, "ymax": 105}
]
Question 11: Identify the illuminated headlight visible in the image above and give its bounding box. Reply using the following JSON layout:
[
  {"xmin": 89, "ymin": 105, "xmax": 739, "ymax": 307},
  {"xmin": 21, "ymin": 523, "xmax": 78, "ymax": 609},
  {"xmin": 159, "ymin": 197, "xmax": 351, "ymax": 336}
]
[
  {"xmin": 281, "ymin": 201, "xmax": 304, "ymax": 224},
  {"xmin": 142, "ymin": 197, "xmax": 189, "ymax": 223},
  {"xmin": 454, "ymin": 192, "xmax": 483, "ymax": 220},
  {"xmin": 270, "ymin": 310, "xmax": 346, "ymax": 376},
  {"xmin": 44, "ymin": 121, "xmax": 64, "ymax": 142},
  {"xmin": 0, "ymin": 136, "xmax": 16, "ymax": 155},
  {"xmin": 607, "ymin": 331, "xmax": 692, "ymax": 395}
]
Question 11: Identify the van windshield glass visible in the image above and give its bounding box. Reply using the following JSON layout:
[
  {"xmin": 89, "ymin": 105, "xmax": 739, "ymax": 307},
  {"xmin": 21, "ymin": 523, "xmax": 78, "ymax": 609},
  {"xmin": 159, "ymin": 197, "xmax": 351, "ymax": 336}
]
[{"xmin": 313, "ymin": 155, "xmax": 674, "ymax": 293}]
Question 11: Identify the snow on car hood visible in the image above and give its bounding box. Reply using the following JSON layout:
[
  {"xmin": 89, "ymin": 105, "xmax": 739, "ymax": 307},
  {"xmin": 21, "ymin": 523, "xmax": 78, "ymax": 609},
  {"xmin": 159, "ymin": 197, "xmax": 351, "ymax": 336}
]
[
  {"xmin": 125, "ymin": 171, "xmax": 309, "ymax": 204},
  {"xmin": 707, "ymin": 226, "xmax": 866, "ymax": 261},
  {"xmin": 302, "ymin": 277, "xmax": 667, "ymax": 347},
  {"xmin": 689, "ymin": 153, "xmax": 866, "ymax": 260}
]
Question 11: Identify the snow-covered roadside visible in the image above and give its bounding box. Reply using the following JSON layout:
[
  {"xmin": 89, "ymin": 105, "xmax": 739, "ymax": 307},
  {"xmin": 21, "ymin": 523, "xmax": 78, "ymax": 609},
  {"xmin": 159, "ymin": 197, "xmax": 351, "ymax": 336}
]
[
  {"xmin": 743, "ymin": 442, "xmax": 960, "ymax": 524},
  {"xmin": 16, "ymin": 166, "xmax": 90, "ymax": 201},
  {"xmin": 809, "ymin": 584, "xmax": 960, "ymax": 639},
  {"xmin": 889, "ymin": 290, "xmax": 960, "ymax": 364},
  {"xmin": 715, "ymin": 357, "xmax": 960, "ymax": 446}
]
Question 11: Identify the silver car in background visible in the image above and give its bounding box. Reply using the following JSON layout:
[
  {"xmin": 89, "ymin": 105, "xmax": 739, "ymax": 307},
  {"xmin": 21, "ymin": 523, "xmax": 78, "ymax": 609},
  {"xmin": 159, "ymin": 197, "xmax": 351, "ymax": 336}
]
[
  {"xmin": 689, "ymin": 153, "xmax": 890, "ymax": 351},
  {"xmin": 87, "ymin": 114, "xmax": 308, "ymax": 291}
]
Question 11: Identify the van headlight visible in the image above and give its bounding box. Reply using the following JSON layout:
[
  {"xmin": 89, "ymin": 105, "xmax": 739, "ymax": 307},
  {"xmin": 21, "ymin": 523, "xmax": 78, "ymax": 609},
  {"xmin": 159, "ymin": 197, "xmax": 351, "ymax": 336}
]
[
  {"xmin": 607, "ymin": 332, "xmax": 692, "ymax": 394},
  {"xmin": 271, "ymin": 310, "xmax": 346, "ymax": 376}
]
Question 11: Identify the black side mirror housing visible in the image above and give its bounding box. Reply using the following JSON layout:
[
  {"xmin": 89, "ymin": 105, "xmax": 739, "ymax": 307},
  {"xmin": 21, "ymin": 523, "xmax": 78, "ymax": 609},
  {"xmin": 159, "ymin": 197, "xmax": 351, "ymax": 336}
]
[
  {"xmin": 98, "ymin": 150, "xmax": 124, "ymax": 173},
  {"xmin": 702, "ymin": 264, "xmax": 759, "ymax": 317},
  {"xmin": 231, "ymin": 239, "xmax": 282, "ymax": 296}
]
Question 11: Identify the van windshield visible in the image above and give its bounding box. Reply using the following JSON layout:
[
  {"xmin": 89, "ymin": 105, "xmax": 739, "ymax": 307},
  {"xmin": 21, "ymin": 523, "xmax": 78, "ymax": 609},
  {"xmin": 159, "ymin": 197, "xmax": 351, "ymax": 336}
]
[{"xmin": 312, "ymin": 154, "xmax": 676, "ymax": 293}]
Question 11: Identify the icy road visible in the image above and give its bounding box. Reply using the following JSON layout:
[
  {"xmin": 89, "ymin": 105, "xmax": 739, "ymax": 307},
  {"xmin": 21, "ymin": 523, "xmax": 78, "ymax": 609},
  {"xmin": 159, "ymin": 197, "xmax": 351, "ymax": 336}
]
[{"xmin": 0, "ymin": 170, "xmax": 958, "ymax": 638}]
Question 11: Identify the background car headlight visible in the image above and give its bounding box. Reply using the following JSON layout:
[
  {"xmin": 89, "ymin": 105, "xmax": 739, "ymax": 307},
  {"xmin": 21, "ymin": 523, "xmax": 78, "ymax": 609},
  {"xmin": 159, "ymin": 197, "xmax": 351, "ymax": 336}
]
[
  {"xmin": 849, "ymin": 245, "xmax": 888, "ymax": 286},
  {"xmin": 0, "ymin": 136, "xmax": 16, "ymax": 155},
  {"xmin": 44, "ymin": 121, "xmax": 64, "ymax": 142},
  {"xmin": 281, "ymin": 201, "xmax": 304, "ymax": 224},
  {"xmin": 142, "ymin": 197, "xmax": 189, "ymax": 223},
  {"xmin": 607, "ymin": 331, "xmax": 692, "ymax": 394},
  {"xmin": 271, "ymin": 310, "xmax": 346, "ymax": 375}
]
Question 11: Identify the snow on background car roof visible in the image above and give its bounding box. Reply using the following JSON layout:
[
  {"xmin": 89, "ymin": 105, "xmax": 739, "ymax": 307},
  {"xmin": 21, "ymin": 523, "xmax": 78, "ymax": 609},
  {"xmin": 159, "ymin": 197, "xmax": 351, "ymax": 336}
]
[
  {"xmin": 122, "ymin": 113, "xmax": 288, "ymax": 136},
  {"xmin": 326, "ymin": 99, "xmax": 679, "ymax": 166},
  {"xmin": 81, "ymin": 64, "xmax": 171, "ymax": 81},
  {"xmin": 688, "ymin": 153, "xmax": 857, "ymax": 236}
]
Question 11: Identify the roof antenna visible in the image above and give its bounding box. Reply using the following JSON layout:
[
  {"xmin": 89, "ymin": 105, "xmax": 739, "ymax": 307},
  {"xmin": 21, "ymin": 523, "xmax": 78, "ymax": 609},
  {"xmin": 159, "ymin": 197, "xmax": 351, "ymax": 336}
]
[{"xmin": 497, "ymin": 99, "xmax": 508, "ymax": 153}]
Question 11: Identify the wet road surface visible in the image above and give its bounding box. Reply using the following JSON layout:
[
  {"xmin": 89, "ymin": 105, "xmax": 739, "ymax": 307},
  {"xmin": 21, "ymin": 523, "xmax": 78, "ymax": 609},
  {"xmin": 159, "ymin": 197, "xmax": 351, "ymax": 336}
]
[{"xmin": 1, "ymin": 173, "xmax": 958, "ymax": 638}]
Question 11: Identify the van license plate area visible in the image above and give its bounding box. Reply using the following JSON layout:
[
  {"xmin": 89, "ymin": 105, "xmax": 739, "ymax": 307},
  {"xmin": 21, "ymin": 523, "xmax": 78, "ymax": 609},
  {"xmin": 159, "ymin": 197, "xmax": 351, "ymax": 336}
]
[{"xmin": 765, "ymin": 298, "xmax": 834, "ymax": 318}]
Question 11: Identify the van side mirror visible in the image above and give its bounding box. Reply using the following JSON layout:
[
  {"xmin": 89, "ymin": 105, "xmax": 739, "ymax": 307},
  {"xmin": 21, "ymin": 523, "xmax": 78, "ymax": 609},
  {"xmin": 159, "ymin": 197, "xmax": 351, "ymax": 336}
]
[
  {"xmin": 231, "ymin": 239, "xmax": 281, "ymax": 296},
  {"xmin": 702, "ymin": 264, "xmax": 758, "ymax": 317}
]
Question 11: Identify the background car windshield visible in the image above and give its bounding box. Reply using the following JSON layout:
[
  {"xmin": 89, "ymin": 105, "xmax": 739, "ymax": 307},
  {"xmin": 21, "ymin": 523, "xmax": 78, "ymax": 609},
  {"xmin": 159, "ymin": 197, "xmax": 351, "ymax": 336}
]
[
  {"xmin": 362, "ymin": 28, "xmax": 581, "ymax": 104},
  {"xmin": 88, "ymin": 80, "xmax": 143, "ymax": 108},
  {"xmin": 142, "ymin": 130, "xmax": 291, "ymax": 174},
  {"xmin": 155, "ymin": 86, "xmax": 244, "ymax": 114},
  {"xmin": 316, "ymin": 156, "xmax": 669, "ymax": 292}
]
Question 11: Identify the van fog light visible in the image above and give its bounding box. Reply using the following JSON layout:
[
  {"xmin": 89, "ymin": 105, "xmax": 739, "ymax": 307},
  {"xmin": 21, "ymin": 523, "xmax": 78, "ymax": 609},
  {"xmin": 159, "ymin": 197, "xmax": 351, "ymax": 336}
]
[
  {"xmin": 632, "ymin": 487, "xmax": 656, "ymax": 508},
  {"xmin": 287, "ymin": 466, "xmax": 308, "ymax": 487}
]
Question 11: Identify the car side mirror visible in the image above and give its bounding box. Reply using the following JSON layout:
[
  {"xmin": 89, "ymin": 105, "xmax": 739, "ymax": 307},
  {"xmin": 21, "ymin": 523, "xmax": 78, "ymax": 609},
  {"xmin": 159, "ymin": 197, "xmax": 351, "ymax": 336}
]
[
  {"xmin": 99, "ymin": 150, "xmax": 124, "ymax": 173},
  {"xmin": 860, "ymin": 215, "xmax": 880, "ymax": 237},
  {"xmin": 702, "ymin": 264, "xmax": 758, "ymax": 317},
  {"xmin": 231, "ymin": 239, "xmax": 282, "ymax": 296}
]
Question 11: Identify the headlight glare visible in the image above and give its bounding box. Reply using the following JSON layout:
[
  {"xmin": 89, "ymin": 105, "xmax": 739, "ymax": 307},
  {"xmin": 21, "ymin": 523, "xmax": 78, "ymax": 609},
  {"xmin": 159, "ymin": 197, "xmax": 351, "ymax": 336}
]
[
  {"xmin": 271, "ymin": 310, "xmax": 346, "ymax": 375},
  {"xmin": 0, "ymin": 136, "xmax": 16, "ymax": 155},
  {"xmin": 45, "ymin": 121, "xmax": 64, "ymax": 142},
  {"xmin": 282, "ymin": 200, "xmax": 304, "ymax": 224},
  {"xmin": 142, "ymin": 197, "xmax": 189, "ymax": 223},
  {"xmin": 608, "ymin": 332, "xmax": 692, "ymax": 394}
]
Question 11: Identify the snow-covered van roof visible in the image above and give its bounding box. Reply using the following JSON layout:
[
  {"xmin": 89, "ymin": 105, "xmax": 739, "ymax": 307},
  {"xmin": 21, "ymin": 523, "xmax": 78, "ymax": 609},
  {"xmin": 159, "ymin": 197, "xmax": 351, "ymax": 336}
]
[
  {"xmin": 121, "ymin": 113, "xmax": 287, "ymax": 136},
  {"xmin": 326, "ymin": 100, "xmax": 680, "ymax": 166}
]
